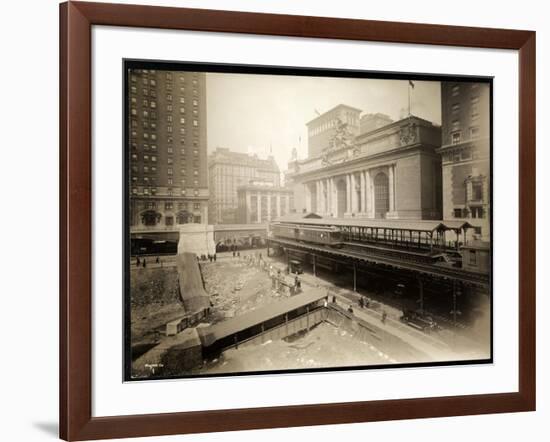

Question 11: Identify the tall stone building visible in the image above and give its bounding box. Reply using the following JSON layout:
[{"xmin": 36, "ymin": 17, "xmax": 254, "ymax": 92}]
[
  {"xmin": 437, "ymin": 81, "xmax": 490, "ymax": 240},
  {"xmin": 306, "ymin": 104, "xmax": 361, "ymax": 158},
  {"xmin": 208, "ymin": 148, "xmax": 280, "ymax": 224},
  {"xmin": 128, "ymin": 69, "xmax": 209, "ymax": 229},
  {"xmin": 288, "ymin": 105, "xmax": 442, "ymax": 220}
]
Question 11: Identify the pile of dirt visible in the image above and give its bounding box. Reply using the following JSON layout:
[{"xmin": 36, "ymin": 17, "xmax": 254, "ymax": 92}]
[{"xmin": 200, "ymin": 259, "xmax": 284, "ymax": 321}]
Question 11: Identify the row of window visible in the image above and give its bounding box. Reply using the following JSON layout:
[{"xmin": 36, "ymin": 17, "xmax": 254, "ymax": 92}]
[
  {"xmin": 166, "ymin": 121, "xmax": 200, "ymax": 132},
  {"xmin": 131, "ymin": 175, "xmax": 200, "ymax": 186},
  {"xmin": 132, "ymin": 187, "xmax": 201, "ymax": 197},
  {"xmin": 131, "ymin": 163, "xmax": 200, "ymax": 176},
  {"xmin": 138, "ymin": 131, "xmax": 156, "ymax": 140},
  {"xmin": 130, "ymin": 97, "xmax": 158, "ymax": 107},
  {"xmin": 130, "ymin": 108, "xmax": 158, "ymax": 120},
  {"xmin": 129, "ymin": 86, "xmax": 199, "ymax": 104},
  {"xmin": 131, "ymin": 153, "xmax": 157, "ymax": 162},
  {"xmin": 131, "ymin": 119, "xmax": 157, "ymax": 130},
  {"xmin": 130, "ymin": 143, "xmax": 199, "ymax": 157},
  {"xmin": 450, "ymin": 96, "xmax": 481, "ymax": 123},
  {"xmin": 130, "ymin": 129, "xmax": 201, "ymax": 142},
  {"xmin": 450, "ymin": 126, "xmax": 481, "ymax": 145},
  {"xmin": 450, "ymin": 83, "xmax": 480, "ymax": 97},
  {"xmin": 131, "ymin": 71, "xmax": 198, "ymax": 82},
  {"xmin": 131, "ymin": 108, "xmax": 195, "ymax": 120},
  {"xmin": 131, "ymin": 142, "xmax": 156, "ymax": 151},
  {"xmin": 165, "ymin": 93, "xmax": 199, "ymax": 102},
  {"xmin": 453, "ymin": 206, "xmax": 486, "ymax": 219},
  {"xmin": 166, "ymin": 113, "xmax": 199, "ymax": 123},
  {"xmin": 163, "ymin": 201, "xmax": 202, "ymax": 210},
  {"xmin": 164, "ymin": 72, "xmax": 199, "ymax": 85},
  {"xmin": 142, "ymin": 200, "xmax": 201, "ymax": 210}
]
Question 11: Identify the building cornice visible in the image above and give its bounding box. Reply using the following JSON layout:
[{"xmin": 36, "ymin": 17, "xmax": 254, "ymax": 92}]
[{"xmin": 288, "ymin": 142, "xmax": 439, "ymax": 181}]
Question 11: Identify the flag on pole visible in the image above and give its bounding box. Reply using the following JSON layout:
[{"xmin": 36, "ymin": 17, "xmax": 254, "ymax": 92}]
[{"xmin": 407, "ymin": 80, "xmax": 414, "ymax": 117}]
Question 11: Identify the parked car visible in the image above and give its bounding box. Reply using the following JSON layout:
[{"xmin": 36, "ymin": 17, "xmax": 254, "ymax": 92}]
[
  {"xmin": 289, "ymin": 259, "xmax": 303, "ymax": 274},
  {"xmin": 400, "ymin": 309, "xmax": 437, "ymax": 332}
]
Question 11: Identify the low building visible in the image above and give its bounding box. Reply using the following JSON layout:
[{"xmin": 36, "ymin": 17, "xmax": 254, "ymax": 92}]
[
  {"xmin": 236, "ymin": 180, "xmax": 294, "ymax": 224},
  {"xmin": 461, "ymin": 241, "xmax": 491, "ymax": 273}
]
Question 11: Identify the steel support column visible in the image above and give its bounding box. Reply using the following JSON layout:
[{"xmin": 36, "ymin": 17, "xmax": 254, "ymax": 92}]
[
  {"xmin": 418, "ymin": 276, "xmax": 424, "ymax": 314},
  {"xmin": 353, "ymin": 262, "xmax": 357, "ymax": 292}
]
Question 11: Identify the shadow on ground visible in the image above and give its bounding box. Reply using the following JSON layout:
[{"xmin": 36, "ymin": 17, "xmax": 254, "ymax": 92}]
[{"xmin": 33, "ymin": 421, "xmax": 58, "ymax": 438}]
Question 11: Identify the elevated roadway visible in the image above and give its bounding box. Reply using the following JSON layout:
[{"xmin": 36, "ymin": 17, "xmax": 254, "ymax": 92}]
[{"xmin": 268, "ymin": 237, "xmax": 490, "ymax": 288}]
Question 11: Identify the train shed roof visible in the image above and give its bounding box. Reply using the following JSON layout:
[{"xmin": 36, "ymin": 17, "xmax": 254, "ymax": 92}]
[
  {"xmin": 197, "ymin": 290, "xmax": 326, "ymax": 347},
  {"xmin": 273, "ymin": 215, "xmax": 472, "ymax": 233}
]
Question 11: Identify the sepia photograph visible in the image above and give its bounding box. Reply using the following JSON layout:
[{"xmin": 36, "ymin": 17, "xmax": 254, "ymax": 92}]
[{"xmin": 124, "ymin": 61, "xmax": 492, "ymax": 381}]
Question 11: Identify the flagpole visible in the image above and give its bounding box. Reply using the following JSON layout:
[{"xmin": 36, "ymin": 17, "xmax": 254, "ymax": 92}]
[
  {"xmin": 408, "ymin": 81, "xmax": 411, "ymax": 117},
  {"xmin": 407, "ymin": 80, "xmax": 415, "ymax": 118},
  {"xmin": 408, "ymin": 84, "xmax": 411, "ymax": 117}
]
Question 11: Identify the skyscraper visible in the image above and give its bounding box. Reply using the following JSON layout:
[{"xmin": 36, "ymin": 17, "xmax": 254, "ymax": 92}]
[
  {"xmin": 128, "ymin": 69, "xmax": 209, "ymax": 229},
  {"xmin": 438, "ymin": 81, "xmax": 490, "ymax": 240}
]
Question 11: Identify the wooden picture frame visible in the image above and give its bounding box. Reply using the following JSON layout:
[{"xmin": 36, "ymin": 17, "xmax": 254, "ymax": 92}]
[{"xmin": 59, "ymin": 1, "xmax": 536, "ymax": 440}]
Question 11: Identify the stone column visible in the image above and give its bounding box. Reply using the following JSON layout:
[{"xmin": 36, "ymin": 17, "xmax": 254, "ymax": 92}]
[
  {"xmin": 286, "ymin": 192, "xmax": 290, "ymax": 213},
  {"xmin": 365, "ymin": 170, "xmax": 372, "ymax": 217},
  {"xmin": 348, "ymin": 174, "xmax": 352, "ymax": 213},
  {"xmin": 389, "ymin": 165, "xmax": 395, "ymax": 212},
  {"xmin": 267, "ymin": 193, "xmax": 272, "ymax": 221},
  {"xmin": 246, "ymin": 192, "xmax": 252, "ymax": 224},
  {"xmin": 317, "ymin": 181, "xmax": 322, "ymax": 214},
  {"xmin": 360, "ymin": 171, "xmax": 366, "ymax": 214},
  {"xmin": 351, "ymin": 173, "xmax": 358, "ymax": 214},
  {"xmin": 276, "ymin": 194, "xmax": 281, "ymax": 218},
  {"xmin": 322, "ymin": 179, "xmax": 328, "ymax": 214},
  {"xmin": 327, "ymin": 179, "xmax": 332, "ymax": 216},
  {"xmin": 316, "ymin": 180, "xmax": 321, "ymax": 214},
  {"xmin": 257, "ymin": 192, "xmax": 261, "ymax": 223},
  {"xmin": 305, "ymin": 184, "xmax": 311, "ymax": 213},
  {"xmin": 333, "ymin": 177, "xmax": 338, "ymax": 216}
]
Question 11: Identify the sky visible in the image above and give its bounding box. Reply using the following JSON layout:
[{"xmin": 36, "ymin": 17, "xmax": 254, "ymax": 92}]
[{"xmin": 206, "ymin": 73, "xmax": 441, "ymax": 173}]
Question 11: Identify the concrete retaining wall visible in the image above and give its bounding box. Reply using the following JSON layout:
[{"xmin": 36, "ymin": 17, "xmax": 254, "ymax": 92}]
[{"xmin": 177, "ymin": 224, "xmax": 215, "ymax": 256}]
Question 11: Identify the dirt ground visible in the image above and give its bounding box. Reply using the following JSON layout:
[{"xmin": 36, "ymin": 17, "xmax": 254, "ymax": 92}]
[
  {"xmin": 130, "ymin": 266, "xmax": 186, "ymax": 347},
  {"xmin": 199, "ymin": 321, "xmax": 391, "ymax": 374},
  {"xmin": 200, "ymin": 253, "xmax": 287, "ymax": 323}
]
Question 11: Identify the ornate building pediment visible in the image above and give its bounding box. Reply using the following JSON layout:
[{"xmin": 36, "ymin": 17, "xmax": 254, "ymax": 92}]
[{"xmin": 399, "ymin": 121, "xmax": 418, "ymax": 146}]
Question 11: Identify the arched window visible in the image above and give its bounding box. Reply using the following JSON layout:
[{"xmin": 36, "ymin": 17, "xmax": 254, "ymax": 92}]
[
  {"xmin": 176, "ymin": 210, "xmax": 191, "ymax": 224},
  {"xmin": 141, "ymin": 210, "xmax": 161, "ymax": 226},
  {"xmin": 374, "ymin": 172, "xmax": 389, "ymax": 218}
]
